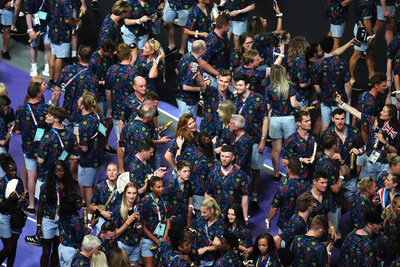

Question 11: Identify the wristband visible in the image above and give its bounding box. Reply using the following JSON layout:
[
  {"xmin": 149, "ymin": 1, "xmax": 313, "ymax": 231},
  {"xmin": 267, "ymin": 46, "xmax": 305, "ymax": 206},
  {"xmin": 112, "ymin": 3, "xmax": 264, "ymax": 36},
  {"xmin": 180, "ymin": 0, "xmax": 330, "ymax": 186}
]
[
  {"xmin": 276, "ymin": 13, "xmax": 283, "ymax": 17},
  {"xmin": 136, "ymin": 19, "xmax": 141, "ymax": 25},
  {"xmin": 338, "ymin": 101, "xmax": 345, "ymax": 109},
  {"xmin": 188, "ymin": 204, "xmax": 194, "ymax": 209},
  {"xmin": 328, "ymin": 251, "xmax": 332, "ymax": 256},
  {"xmin": 27, "ymin": 28, "xmax": 34, "ymax": 33},
  {"xmin": 367, "ymin": 34, "xmax": 375, "ymax": 41},
  {"xmin": 206, "ymin": 246, "xmax": 209, "ymax": 251},
  {"xmin": 244, "ymin": 217, "xmax": 249, "ymax": 222},
  {"xmin": 358, "ymin": 148, "xmax": 363, "ymax": 154},
  {"xmin": 330, "ymin": 226, "xmax": 335, "ymax": 231},
  {"xmin": 37, "ymin": 224, "xmax": 41, "ymax": 226},
  {"xmin": 195, "ymin": 30, "xmax": 199, "ymax": 38},
  {"xmin": 339, "ymin": 175, "xmax": 344, "ymax": 180},
  {"xmin": 265, "ymin": 218, "xmax": 269, "ymax": 228},
  {"xmin": 238, "ymin": 9, "xmax": 242, "ymax": 13}
]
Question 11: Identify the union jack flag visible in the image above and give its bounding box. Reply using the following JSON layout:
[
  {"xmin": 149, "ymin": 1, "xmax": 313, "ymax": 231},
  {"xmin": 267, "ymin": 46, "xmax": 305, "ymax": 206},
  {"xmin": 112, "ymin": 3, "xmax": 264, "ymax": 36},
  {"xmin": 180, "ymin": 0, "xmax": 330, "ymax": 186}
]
[{"xmin": 384, "ymin": 123, "xmax": 398, "ymax": 139}]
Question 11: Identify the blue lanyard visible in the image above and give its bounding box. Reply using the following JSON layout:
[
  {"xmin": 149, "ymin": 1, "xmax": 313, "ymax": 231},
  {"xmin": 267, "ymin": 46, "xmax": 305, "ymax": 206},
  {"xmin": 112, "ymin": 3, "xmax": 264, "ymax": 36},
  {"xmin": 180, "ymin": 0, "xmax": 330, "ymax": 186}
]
[
  {"xmin": 256, "ymin": 256, "xmax": 270, "ymax": 267},
  {"xmin": 27, "ymin": 104, "xmax": 38, "ymax": 126},
  {"xmin": 167, "ymin": 254, "xmax": 180, "ymax": 267},
  {"xmin": 362, "ymin": 228, "xmax": 371, "ymax": 237},
  {"xmin": 4, "ymin": 176, "xmax": 9, "ymax": 183},
  {"xmin": 150, "ymin": 193, "xmax": 165, "ymax": 222},
  {"xmin": 51, "ymin": 129, "xmax": 64, "ymax": 149}
]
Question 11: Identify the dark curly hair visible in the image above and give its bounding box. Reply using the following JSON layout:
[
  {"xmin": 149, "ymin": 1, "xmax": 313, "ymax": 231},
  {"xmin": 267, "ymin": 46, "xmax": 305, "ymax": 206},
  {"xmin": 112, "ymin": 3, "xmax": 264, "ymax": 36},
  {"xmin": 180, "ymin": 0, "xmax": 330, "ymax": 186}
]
[
  {"xmin": 249, "ymin": 233, "xmax": 277, "ymax": 261},
  {"xmin": 45, "ymin": 160, "xmax": 75, "ymax": 204}
]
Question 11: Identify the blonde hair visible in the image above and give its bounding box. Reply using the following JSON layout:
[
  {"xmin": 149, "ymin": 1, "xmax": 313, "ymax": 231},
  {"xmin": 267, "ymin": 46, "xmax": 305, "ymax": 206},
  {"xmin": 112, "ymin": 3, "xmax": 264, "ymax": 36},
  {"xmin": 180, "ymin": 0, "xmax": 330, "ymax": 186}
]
[
  {"xmin": 120, "ymin": 182, "xmax": 139, "ymax": 220},
  {"xmin": 218, "ymin": 100, "xmax": 236, "ymax": 126},
  {"xmin": 288, "ymin": 36, "xmax": 307, "ymax": 67},
  {"xmin": 270, "ymin": 64, "xmax": 290, "ymax": 99},
  {"xmin": 90, "ymin": 251, "xmax": 108, "ymax": 267},
  {"xmin": 388, "ymin": 153, "xmax": 400, "ymax": 168},
  {"xmin": 200, "ymin": 198, "xmax": 222, "ymax": 219},
  {"xmin": 384, "ymin": 195, "xmax": 400, "ymax": 223},
  {"xmin": 81, "ymin": 91, "xmax": 102, "ymax": 115},
  {"xmin": 147, "ymin": 38, "xmax": 166, "ymax": 82},
  {"xmin": 357, "ymin": 177, "xmax": 375, "ymax": 192},
  {"xmin": 0, "ymin": 83, "xmax": 7, "ymax": 96}
]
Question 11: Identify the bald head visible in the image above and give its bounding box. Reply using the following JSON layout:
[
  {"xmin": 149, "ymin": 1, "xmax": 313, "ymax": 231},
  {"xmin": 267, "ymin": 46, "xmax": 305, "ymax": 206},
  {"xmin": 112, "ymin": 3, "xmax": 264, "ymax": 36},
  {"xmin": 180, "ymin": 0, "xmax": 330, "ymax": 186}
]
[
  {"xmin": 133, "ymin": 76, "xmax": 147, "ymax": 96},
  {"xmin": 192, "ymin": 40, "xmax": 206, "ymax": 55}
]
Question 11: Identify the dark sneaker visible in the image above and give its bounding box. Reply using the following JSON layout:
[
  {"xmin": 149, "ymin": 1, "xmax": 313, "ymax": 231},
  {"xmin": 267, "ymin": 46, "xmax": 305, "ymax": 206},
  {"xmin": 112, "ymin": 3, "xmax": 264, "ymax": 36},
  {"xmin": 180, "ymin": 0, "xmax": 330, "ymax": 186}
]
[
  {"xmin": 174, "ymin": 53, "xmax": 183, "ymax": 63},
  {"xmin": 104, "ymin": 146, "xmax": 117, "ymax": 154},
  {"xmin": 91, "ymin": 1, "xmax": 99, "ymax": 10},
  {"xmin": 165, "ymin": 47, "xmax": 178, "ymax": 57},
  {"xmin": 47, "ymin": 80, "xmax": 56, "ymax": 91},
  {"xmin": 351, "ymin": 82, "xmax": 363, "ymax": 91},
  {"xmin": 23, "ymin": 205, "xmax": 36, "ymax": 216},
  {"xmin": 1, "ymin": 51, "xmax": 10, "ymax": 60},
  {"xmin": 273, "ymin": 175, "xmax": 281, "ymax": 183},
  {"xmin": 25, "ymin": 235, "xmax": 42, "ymax": 247}
]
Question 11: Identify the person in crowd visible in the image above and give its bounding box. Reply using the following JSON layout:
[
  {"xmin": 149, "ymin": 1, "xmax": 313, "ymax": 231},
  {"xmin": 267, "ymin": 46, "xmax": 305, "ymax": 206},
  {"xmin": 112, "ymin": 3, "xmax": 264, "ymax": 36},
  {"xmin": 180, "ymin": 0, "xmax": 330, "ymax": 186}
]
[
  {"xmin": 348, "ymin": 0, "xmax": 375, "ymax": 88},
  {"xmin": 25, "ymin": 0, "xmax": 52, "ymax": 77},
  {"xmin": 234, "ymin": 49, "xmax": 267, "ymax": 95},
  {"xmin": 200, "ymin": 69, "xmax": 234, "ymax": 138},
  {"xmin": 387, "ymin": 20, "xmax": 400, "ymax": 102},
  {"xmin": 0, "ymin": 86, "xmax": 14, "ymax": 154},
  {"xmin": 273, "ymin": 192, "xmax": 314, "ymax": 249},
  {"xmin": 314, "ymin": 36, "xmax": 352, "ymax": 132},
  {"xmin": 266, "ymin": 64, "xmax": 301, "ymax": 180},
  {"xmin": 214, "ymin": 100, "xmax": 236, "ymax": 150},
  {"xmin": 377, "ymin": 153, "xmax": 400, "ymax": 189},
  {"xmin": 98, "ymin": 221, "xmax": 119, "ymax": 258},
  {"xmin": 159, "ymin": 226, "xmax": 195, "ymax": 266},
  {"xmin": 112, "ymin": 182, "xmax": 142, "ymax": 266},
  {"xmin": 58, "ymin": 192, "xmax": 98, "ymax": 267},
  {"xmin": 122, "ymin": 0, "xmax": 155, "ymax": 60},
  {"xmin": 228, "ymin": 114, "xmax": 252, "ymax": 175},
  {"xmin": 162, "ymin": 0, "xmax": 193, "ymax": 59},
  {"xmin": 334, "ymin": 93, "xmax": 400, "ymax": 180},
  {"xmin": 224, "ymin": 204, "xmax": 252, "ymax": 258},
  {"xmin": 378, "ymin": 172, "xmax": 400, "ymax": 210},
  {"xmin": 383, "ymin": 195, "xmax": 400, "ymax": 238},
  {"xmin": 119, "ymin": 104, "xmax": 155, "ymax": 171},
  {"xmin": 34, "ymin": 160, "xmax": 76, "ymax": 267},
  {"xmin": 322, "ymin": 108, "xmax": 364, "ymax": 204},
  {"xmin": 90, "ymin": 162, "xmax": 119, "ymax": 232},
  {"xmin": 15, "ymin": 82, "xmax": 48, "ymax": 215},
  {"xmin": 193, "ymin": 198, "xmax": 224, "ymax": 267},
  {"xmin": 0, "ymin": 0, "xmax": 14, "ymax": 60},
  {"xmin": 163, "ymin": 160, "xmax": 194, "ymax": 226},
  {"xmin": 214, "ymin": 232, "xmax": 242, "ymax": 266},
  {"xmin": 164, "ymin": 113, "xmax": 198, "ymax": 170},
  {"xmin": 247, "ymin": 233, "xmax": 278, "ymax": 267},
  {"xmin": 27, "ymin": 76, "xmax": 48, "ymax": 103},
  {"xmin": 72, "ymin": 235, "xmax": 101, "ymax": 267},
  {"xmin": 233, "ymin": 73, "xmax": 268, "ymax": 212},
  {"xmin": 205, "ymin": 144, "xmax": 249, "ymax": 219},
  {"xmin": 0, "ymin": 154, "xmax": 26, "ymax": 267},
  {"xmin": 266, "ymin": 157, "xmax": 309, "ymax": 232},
  {"xmin": 282, "ymin": 110, "xmax": 319, "ymax": 180},
  {"xmin": 108, "ymin": 247, "xmax": 130, "ymax": 267},
  {"xmin": 135, "ymin": 39, "xmax": 165, "ymax": 92},
  {"xmin": 316, "ymin": 132, "xmax": 349, "ymax": 235},
  {"xmin": 199, "ymin": 13, "xmax": 231, "ymax": 87},
  {"xmin": 76, "ymin": 92, "xmax": 105, "ymax": 216},
  {"xmin": 128, "ymin": 138, "xmax": 168, "ymax": 195},
  {"xmin": 247, "ymin": 4, "xmax": 284, "ymax": 66},
  {"xmin": 374, "ymin": 0, "xmax": 395, "ymax": 46},
  {"xmin": 98, "ymin": 0, "xmax": 131, "ymax": 47},
  {"xmin": 341, "ymin": 210, "xmax": 383, "ymax": 266},
  {"xmin": 291, "ymin": 215, "xmax": 332, "ymax": 266},
  {"xmin": 176, "ymin": 132, "xmax": 214, "ymax": 214},
  {"xmin": 325, "ymin": 0, "xmax": 351, "ymax": 50},
  {"xmin": 89, "ymin": 39, "xmax": 118, "ymax": 154},
  {"xmin": 47, "ymin": 0, "xmax": 80, "ymax": 86},
  {"xmin": 0, "ymin": 96, "xmax": 13, "ymax": 155},
  {"xmin": 351, "ymin": 177, "xmax": 380, "ymax": 231},
  {"xmin": 229, "ymin": 32, "xmax": 254, "ymax": 72},
  {"xmin": 51, "ymin": 45, "xmax": 98, "ymax": 133},
  {"xmin": 37, "ymin": 106, "xmax": 80, "ymax": 183},
  {"xmin": 90, "ymin": 251, "xmax": 108, "ymax": 267},
  {"xmin": 105, "ymin": 44, "xmax": 135, "ymax": 144},
  {"xmin": 139, "ymin": 176, "xmax": 170, "ymax": 267},
  {"xmin": 184, "ymin": 0, "xmax": 213, "ymax": 52},
  {"xmin": 175, "ymin": 40, "xmax": 207, "ymax": 117}
]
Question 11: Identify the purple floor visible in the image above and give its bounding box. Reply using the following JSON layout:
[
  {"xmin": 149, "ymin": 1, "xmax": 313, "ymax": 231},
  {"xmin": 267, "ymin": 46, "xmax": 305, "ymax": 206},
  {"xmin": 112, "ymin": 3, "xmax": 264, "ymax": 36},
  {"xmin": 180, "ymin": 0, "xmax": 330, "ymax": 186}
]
[{"xmin": 0, "ymin": 61, "xmax": 347, "ymax": 266}]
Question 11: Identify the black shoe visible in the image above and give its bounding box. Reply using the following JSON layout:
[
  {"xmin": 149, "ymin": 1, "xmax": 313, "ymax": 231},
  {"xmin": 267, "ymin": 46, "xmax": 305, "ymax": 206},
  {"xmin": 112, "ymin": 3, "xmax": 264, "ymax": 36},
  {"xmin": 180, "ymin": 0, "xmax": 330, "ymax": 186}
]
[
  {"xmin": 47, "ymin": 80, "xmax": 56, "ymax": 91},
  {"xmin": 165, "ymin": 47, "xmax": 178, "ymax": 57},
  {"xmin": 250, "ymin": 201, "xmax": 260, "ymax": 213},
  {"xmin": 1, "ymin": 51, "xmax": 10, "ymax": 60},
  {"xmin": 351, "ymin": 82, "xmax": 363, "ymax": 91},
  {"xmin": 174, "ymin": 53, "xmax": 183, "ymax": 63},
  {"xmin": 104, "ymin": 146, "xmax": 117, "ymax": 154},
  {"xmin": 23, "ymin": 205, "xmax": 36, "ymax": 216},
  {"xmin": 273, "ymin": 175, "xmax": 281, "ymax": 183},
  {"xmin": 25, "ymin": 235, "xmax": 42, "ymax": 247},
  {"xmin": 71, "ymin": 57, "xmax": 79, "ymax": 65},
  {"xmin": 91, "ymin": 1, "xmax": 99, "ymax": 10}
]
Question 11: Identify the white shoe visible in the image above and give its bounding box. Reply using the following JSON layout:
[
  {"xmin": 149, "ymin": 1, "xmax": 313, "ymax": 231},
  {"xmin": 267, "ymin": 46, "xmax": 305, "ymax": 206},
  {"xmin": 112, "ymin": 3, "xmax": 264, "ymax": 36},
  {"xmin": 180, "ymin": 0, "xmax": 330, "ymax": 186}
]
[
  {"xmin": 30, "ymin": 67, "xmax": 38, "ymax": 77},
  {"xmin": 42, "ymin": 69, "xmax": 49, "ymax": 77}
]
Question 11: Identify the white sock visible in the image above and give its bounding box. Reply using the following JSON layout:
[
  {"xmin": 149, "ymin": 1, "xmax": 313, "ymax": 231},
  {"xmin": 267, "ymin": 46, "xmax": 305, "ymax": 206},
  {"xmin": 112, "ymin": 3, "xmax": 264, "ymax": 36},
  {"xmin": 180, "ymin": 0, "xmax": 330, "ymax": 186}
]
[
  {"xmin": 31, "ymin": 63, "xmax": 37, "ymax": 69},
  {"xmin": 44, "ymin": 64, "xmax": 49, "ymax": 71},
  {"xmin": 71, "ymin": 51, "xmax": 77, "ymax": 57}
]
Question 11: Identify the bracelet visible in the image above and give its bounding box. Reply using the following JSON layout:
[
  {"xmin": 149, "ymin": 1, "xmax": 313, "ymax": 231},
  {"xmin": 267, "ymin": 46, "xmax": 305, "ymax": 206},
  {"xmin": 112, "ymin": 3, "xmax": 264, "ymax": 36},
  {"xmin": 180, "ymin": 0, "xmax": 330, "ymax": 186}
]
[
  {"xmin": 329, "ymin": 226, "xmax": 335, "ymax": 231},
  {"xmin": 339, "ymin": 175, "xmax": 344, "ymax": 180},
  {"xmin": 27, "ymin": 28, "xmax": 34, "ymax": 33},
  {"xmin": 195, "ymin": 30, "xmax": 199, "ymax": 38},
  {"xmin": 265, "ymin": 218, "xmax": 269, "ymax": 228},
  {"xmin": 328, "ymin": 251, "xmax": 332, "ymax": 256},
  {"xmin": 37, "ymin": 224, "xmax": 41, "ymax": 226},
  {"xmin": 238, "ymin": 9, "xmax": 242, "ymax": 13},
  {"xmin": 188, "ymin": 204, "xmax": 194, "ymax": 209},
  {"xmin": 276, "ymin": 13, "xmax": 283, "ymax": 17},
  {"xmin": 358, "ymin": 148, "xmax": 363, "ymax": 154},
  {"xmin": 244, "ymin": 217, "xmax": 249, "ymax": 222},
  {"xmin": 385, "ymin": 142, "xmax": 390, "ymax": 149},
  {"xmin": 367, "ymin": 34, "xmax": 375, "ymax": 41},
  {"xmin": 338, "ymin": 101, "xmax": 345, "ymax": 109},
  {"xmin": 136, "ymin": 19, "xmax": 141, "ymax": 25},
  {"xmin": 206, "ymin": 246, "xmax": 209, "ymax": 251}
]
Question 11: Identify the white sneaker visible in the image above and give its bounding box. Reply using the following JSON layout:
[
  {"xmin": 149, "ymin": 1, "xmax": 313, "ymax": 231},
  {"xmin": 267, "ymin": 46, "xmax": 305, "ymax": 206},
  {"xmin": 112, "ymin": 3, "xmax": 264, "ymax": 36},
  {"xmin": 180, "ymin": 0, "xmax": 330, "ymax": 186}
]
[
  {"xmin": 30, "ymin": 67, "xmax": 38, "ymax": 77},
  {"xmin": 42, "ymin": 69, "xmax": 49, "ymax": 77}
]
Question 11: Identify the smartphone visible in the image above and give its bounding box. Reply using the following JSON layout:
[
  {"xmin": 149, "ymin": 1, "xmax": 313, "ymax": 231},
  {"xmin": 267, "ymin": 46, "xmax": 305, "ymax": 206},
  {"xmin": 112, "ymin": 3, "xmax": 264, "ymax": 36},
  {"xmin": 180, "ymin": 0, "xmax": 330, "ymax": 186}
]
[
  {"xmin": 128, "ymin": 209, "xmax": 134, "ymax": 216},
  {"xmin": 273, "ymin": 0, "xmax": 277, "ymax": 8},
  {"xmin": 149, "ymin": 13, "xmax": 156, "ymax": 18},
  {"xmin": 217, "ymin": 5, "xmax": 225, "ymax": 12},
  {"xmin": 94, "ymin": 209, "xmax": 101, "ymax": 218}
]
